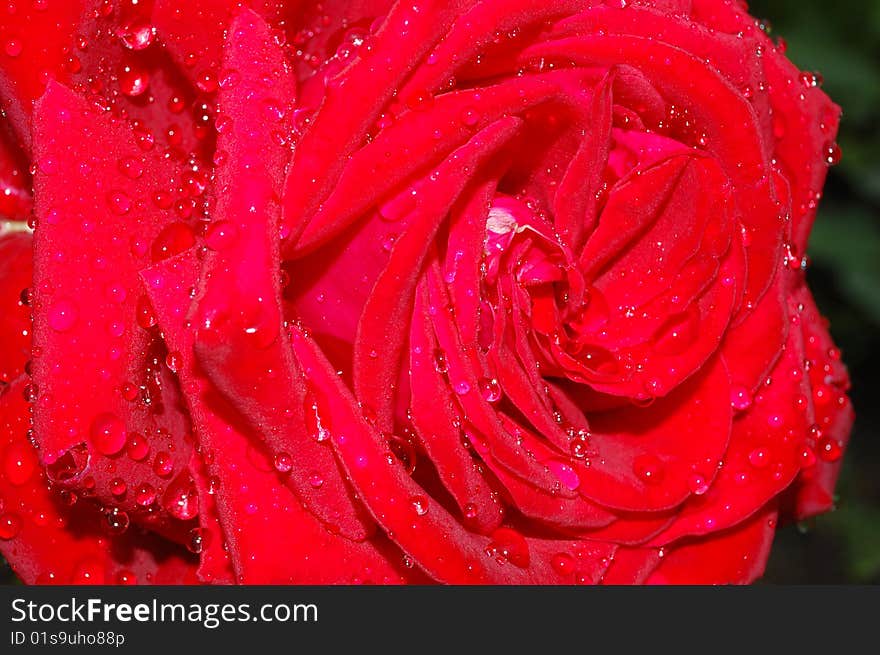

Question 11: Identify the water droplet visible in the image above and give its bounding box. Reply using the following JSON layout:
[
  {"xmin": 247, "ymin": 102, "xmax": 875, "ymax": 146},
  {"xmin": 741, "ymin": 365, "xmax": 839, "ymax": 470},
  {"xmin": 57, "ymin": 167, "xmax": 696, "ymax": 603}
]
[
  {"xmin": 110, "ymin": 477, "xmax": 127, "ymax": 496},
  {"xmin": 305, "ymin": 394, "xmax": 331, "ymax": 442},
  {"xmin": 486, "ymin": 527, "xmax": 530, "ymax": 568},
  {"xmin": 550, "ymin": 552, "xmax": 574, "ymax": 576},
  {"xmin": 730, "ymin": 386, "xmax": 753, "ymax": 411},
  {"xmin": 453, "ymin": 380, "xmax": 471, "ymax": 395},
  {"xmin": 48, "ymin": 299, "xmax": 78, "ymax": 332},
  {"xmin": 273, "ymin": 452, "xmax": 293, "ymax": 473},
  {"xmin": 187, "ymin": 527, "xmax": 209, "ymax": 554},
  {"xmin": 162, "ymin": 473, "xmax": 199, "ymax": 520},
  {"xmin": 46, "ymin": 443, "xmax": 90, "ymax": 483},
  {"xmin": 4, "ymin": 38, "xmax": 22, "ymax": 57},
  {"xmin": 136, "ymin": 296, "xmax": 157, "ymax": 329},
  {"xmin": 463, "ymin": 503, "xmax": 478, "ymax": 521},
  {"xmin": 800, "ymin": 446, "xmax": 817, "ymax": 468},
  {"xmin": 688, "ymin": 472, "xmax": 709, "ymax": 495},
  {"xmin": 748, "ymin": 448, "xmax": 770, "ymax": 468},
  {"xmin": 205, "ymin": 221, "xmax": 238, "ymax": 250},
  {"xmin": 104, "ymin": 507, "xmax": 130, "ymax": 535},
  {"xmin": 824, "ymin": 142, "xmax": 841, "ymax": 166},
  {"xmin": 90, "ymin": 412, "xmax": 126, "ymax": 455},
  {"xmin": 2, "ymin": 441, "xmax": 38, "ymax": 486},
  {"xmin": 548, "ymin": 459, "xmax": 580, "ymax": 491},
  {"xmin": 165, "ymin": 351, "xmax": 182, "ymax": 374},
  {"xmin": 461, "ymin": 106, "xmax": 480, "ymax": 126},
  {"xmin": 308, "ymin": 472, "xmax": 324, "ymax": 488},
  {"xmin": 0, "ymin": 513, "xmax": 22, "ymax": 540},
  {"xmin": 126, "ymin": 432, "xmax": 150, "ymax": 461},
  {"xmin": 633, "ymin": 454, "xmax": 664, "ymax": 484},
  {"xmin": 119, "ymin": 64, "xmax": 150, "ymax": 97},
  {"xmin": 478, "ymin": 377, "xmax": 501, "ymax": 402},
  {"xmin": 410, "ymin": 495, "xmax": 429, "ymax": 516},
  {"xmin": 151, "ymin": 222, "xmax": 196, "ymax": 262},
  {"xmin": 799, "ymin": 71, "xmax": 823, "ymax": 88},
  {"xmin": 135, "ymin": 482, "xmax": 157, "ymax": 507},
  {"xmin": 118, "ymin": 157, "xmax": 145, "ymax": 183},
  {"xmin": 71, "ymin": 558, "xmax": 106, "ymax": 584},
  {"xmin": 152, "ymin": 451, "xmax": 174, "ymax": 478},
  {"xmin": 106, "ymin": 190, "xmax": 132, "ymax": 216},
  {"xmin": 432, "ymin": 349, "xmax": 448, "ymax": 374},
  {"xmin": 116, "ymin": 570, "xmax": 137, "ymax": 584},
  {"xmin": 817, "ymin": 435, "xmax": 842, "ymax": 462},
  {"xmin": 117, "ymin": 21, "xmax": 155, "ymax": 50}
]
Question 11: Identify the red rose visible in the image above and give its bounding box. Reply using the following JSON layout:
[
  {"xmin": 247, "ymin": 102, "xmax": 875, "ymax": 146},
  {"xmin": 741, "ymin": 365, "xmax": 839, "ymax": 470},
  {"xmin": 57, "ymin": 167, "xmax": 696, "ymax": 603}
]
[{"xmin": 0, "ymin": 0, "xmax": 853, "ymax": 585}]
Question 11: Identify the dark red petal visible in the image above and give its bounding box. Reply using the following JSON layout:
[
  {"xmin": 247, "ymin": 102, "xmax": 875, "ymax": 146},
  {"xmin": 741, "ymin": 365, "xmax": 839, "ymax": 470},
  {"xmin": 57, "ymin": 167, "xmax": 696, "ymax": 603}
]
[
  {"xmin": 144, "ymin": 249, "xmax": 407, "ymax": 584},
  {"xmin": 0, "ymin": 377, "xmax": 197, "ymax": 585},
  {"xmin": 191, "ymin": 8, "xmax": 371, "ymax": 541},
  {"xmin": 280, "ymin": 0, "xmax": 478, "ymax": 247},
  {"xmin": 788, "ymin": 286, "xmax": 853, "ymax": 520},
  {"xmin": 647, "ymin": 503, "xmax": 778, "ymax": 585},
  {"xmin": 577, "ymin": 356, "xmax": 732, "ymax": 512},
  {"xmin": 31, "ymin": 82, "xmax": 194, "ymax": 538},
  {"xmin": 353, "ymin": 118, "xmax": 521, "ymax": 430},
  {"xmin": 650, "ymin": 321, "xmax": 813, "ymax": 544},
  {"xmin": 295, "ymin": 325, "xmax": 619, "ymax": 584}
]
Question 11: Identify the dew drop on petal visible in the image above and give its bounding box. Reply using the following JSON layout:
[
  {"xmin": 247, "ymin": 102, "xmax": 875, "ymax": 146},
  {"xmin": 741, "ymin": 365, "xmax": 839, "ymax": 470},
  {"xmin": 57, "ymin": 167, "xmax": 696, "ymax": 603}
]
[
  {"xmin": 273, "ymin": 452, "xmax": 293, "ymax": 473},
  {"xmin": 152, "ymin": 451, "xmax": 174, "ymax": 478},
  {"xmin": 0, "ymin": 513, "xmax": 22, "ymax": 540},
  {"xmin": 478, "ymin": 377, "xmax": 501, "ymax": 402},
  {"xmin": 46, "ymin": 443, "xmax": 91, "ymax": 483},
  {"xmin": 90, "ymin": 413, "xmax": 127, "ymax": 456},
  {"xmin": 2, "ymin": 441, "xmax": 38, "ymax": 486},
  {"xmin": 410, "ymin": 495, "xmax": 429, "ymax": 516},
  {"xmin": 550, "ymin": 552, "xmax": 574, "ymax": 576},
  {"xmin": 126, "ymin": 432, "xmax": 149, "ymax": 461},
  {"xmin": 135, "ymin": 482, "xmax": 157, "ymax": 507},
  {"xmin": 548, "ymin": 459, "xmax": 580, "ymax": 491},
  {"xmin": 633, "ymin": 454, "xmax": 664, "ymax": 485},
  {"xmin": 730, "ymin": 386, "xmax": 753, "ymax": 411},
  {"xmin": 104, "ymin": 508, "xmax": 130, "ymax": 535},
  {"xmin": 688, "ymin": 472, "xmax": 709, "ymax": 495},
  {"xmin": 48, "ymin": 299, "xmax": 78, "ymax": 332},
  {"xmin": 162, "ymin": 473, "xmax": 199, "ymax": 520},
  {"xmin": 486, "ymin": 527, "xmax": 530, "ymax": 568},
  {"xmin": 748, "ymin": 448, "xmax": 770, "ymax": 469},
  {"xmin": 187, "ymin": 527, "xmax": 210, "ymax": 554}
]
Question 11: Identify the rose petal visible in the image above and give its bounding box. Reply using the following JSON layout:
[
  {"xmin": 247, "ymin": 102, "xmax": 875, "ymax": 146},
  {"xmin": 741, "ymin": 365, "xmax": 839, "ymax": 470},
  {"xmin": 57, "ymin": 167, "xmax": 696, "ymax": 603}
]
[{"xmin": 0, "ymin": 377, "xmax": 197, "ymax": 585}]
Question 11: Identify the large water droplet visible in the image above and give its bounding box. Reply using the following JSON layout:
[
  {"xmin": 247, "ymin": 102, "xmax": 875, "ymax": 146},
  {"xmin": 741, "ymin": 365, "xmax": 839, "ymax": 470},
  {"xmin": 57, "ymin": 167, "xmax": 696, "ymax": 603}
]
[
  {"xmin": 3, "ymin": 441, "xmax": 38, "ymax": 486},
  {"xmin": 633, "ymin": 454, "xmax": 664, "ymax": 485},
  {"xmin": 48, "ymin": 299, "xmax": 78, "ymax": 332},
  {"xmin": 478, "ymin": 377, "xmax": 502, "ymax": 403},
  {"xmin": 0, "ymin": 513, "xmax": 22, "ymax": 540},
  {"xmin": 162, "ymin": 473, "xmax": 199, "ymax": 521},
  {"xmin": 90, "ymin": 412, "xmax": 127, "ymax": 455},
  {"xmin": 104, "ymin": 507, "xmax": 130, "ymax": 535},
  {"xmin": 547, "ymin": 459, "xmax": 580, "ymax": 491},
  {"xmin": 46, "ymin": 443, "xmax": 91, "ymax": 483},
  {"xmin": 134, "ymin": 482, "xmax": 157, "ymax": 507}
]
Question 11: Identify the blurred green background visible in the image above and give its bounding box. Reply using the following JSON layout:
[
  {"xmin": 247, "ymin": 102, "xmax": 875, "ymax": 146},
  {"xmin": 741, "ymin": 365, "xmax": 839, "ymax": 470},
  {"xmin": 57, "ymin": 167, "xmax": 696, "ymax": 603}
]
[
  {"xmin": 751, "ymin": 0, "xmax": 880, "ymax": 583},
  {"xmin": 1, "ymin": 1, "xmax": 877, "ymax": 585}
]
